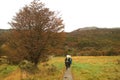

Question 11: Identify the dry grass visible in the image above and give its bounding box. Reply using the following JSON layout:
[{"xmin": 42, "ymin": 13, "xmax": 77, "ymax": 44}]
[
  {"xmin": 1, "ymin": 56, "xmax": 120, "ymax": 80},
  {"xmin": 4, "ymin": 69, "xmax": 21, "ymax": 80},
  {"xmin": 72, "ymin": 56, "xmax": 120, "ymax": 64}
]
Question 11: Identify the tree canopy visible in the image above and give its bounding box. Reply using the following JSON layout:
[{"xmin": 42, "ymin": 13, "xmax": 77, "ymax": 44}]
[{"xmin": 8, "ymin": 0, "xmax": 65, "ymax": 65}]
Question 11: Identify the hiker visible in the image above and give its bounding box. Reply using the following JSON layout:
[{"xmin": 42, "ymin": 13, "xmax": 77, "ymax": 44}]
[{"xmin": 65, "ymin": 55, "xmax": 72, "ymax": 70}]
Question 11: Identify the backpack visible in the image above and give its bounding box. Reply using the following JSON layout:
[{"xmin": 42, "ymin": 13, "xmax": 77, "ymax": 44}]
[
  {"xmin": 68, "ymin": 58, "xmax": 72, "ymax": 64},
  {"xmin": 65, "ymin": 58, "xmax": 72, "ymax": 64}
]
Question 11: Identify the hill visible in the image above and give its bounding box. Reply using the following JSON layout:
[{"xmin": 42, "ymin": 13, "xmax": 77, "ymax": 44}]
[{"xmin": 65, "ymin": 27, "xmax": 120, "ymax": 56}]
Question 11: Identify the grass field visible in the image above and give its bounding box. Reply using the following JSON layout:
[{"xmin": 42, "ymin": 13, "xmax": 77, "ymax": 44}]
[
  {"xmin": 0, "ymin": 56, "xmax": 120, "ymax": 80},
  {"xmin": 71, "ymin": 56, "xmax": 120, "ymax": 80}
]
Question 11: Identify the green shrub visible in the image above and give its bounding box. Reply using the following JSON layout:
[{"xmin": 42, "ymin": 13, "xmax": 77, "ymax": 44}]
[{"xmin": 0, "ymin": 64, "xmax": 17, "ymax": 77}]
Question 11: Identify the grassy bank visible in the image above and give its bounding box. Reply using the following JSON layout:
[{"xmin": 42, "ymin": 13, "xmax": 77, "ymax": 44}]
[{"xmin": 0, "ymin": 57, "xmax": 65, "ymax": 80}]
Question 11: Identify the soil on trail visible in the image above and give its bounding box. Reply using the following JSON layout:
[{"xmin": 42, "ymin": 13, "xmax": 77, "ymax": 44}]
[{"xmin": 63, "ymin": 68, "xmax": 73, "ymax": 80}]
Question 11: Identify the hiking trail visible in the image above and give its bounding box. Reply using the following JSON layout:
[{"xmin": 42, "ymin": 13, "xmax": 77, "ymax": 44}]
[{"xmin": 63, "ymin": 68, "xmax": 73, "ymax": 80}]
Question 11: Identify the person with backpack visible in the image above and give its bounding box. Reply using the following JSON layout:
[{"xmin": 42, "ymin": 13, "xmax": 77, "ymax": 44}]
[{"xmin": 65, "ymin": 55, "xmax": 72, "ymax": 70}]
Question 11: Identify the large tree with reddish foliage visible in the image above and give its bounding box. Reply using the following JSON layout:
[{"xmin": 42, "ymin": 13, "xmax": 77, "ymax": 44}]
[{"xmin": 9, "ymin": 0, "xmax": 65, "ymax": 65}]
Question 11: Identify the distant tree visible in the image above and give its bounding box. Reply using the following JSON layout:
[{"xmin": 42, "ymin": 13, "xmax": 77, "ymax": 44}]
[{"xmin": 8, "ymin": 0, "xmax": 65, "ymax": 65}]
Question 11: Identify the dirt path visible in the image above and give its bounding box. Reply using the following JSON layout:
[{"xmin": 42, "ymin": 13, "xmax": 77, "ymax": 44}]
[{"xmin": 63, "ymin": 68, "xmax": 73, "ymax": 80}]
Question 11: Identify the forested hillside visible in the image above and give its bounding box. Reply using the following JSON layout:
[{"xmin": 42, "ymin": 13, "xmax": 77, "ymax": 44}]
[
  {"xmin": 0, "ymin": 28, "xmax": 120, "ymax": 56},
  {"xmin": 65, "ymin": 28, "xmax": 120, "ymax": 56}
]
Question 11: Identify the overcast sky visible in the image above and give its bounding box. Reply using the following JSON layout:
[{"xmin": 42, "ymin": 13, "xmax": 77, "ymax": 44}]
[{"xmin": 0, "ymin": 0, "xmax": 120, "ymax": 32}]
